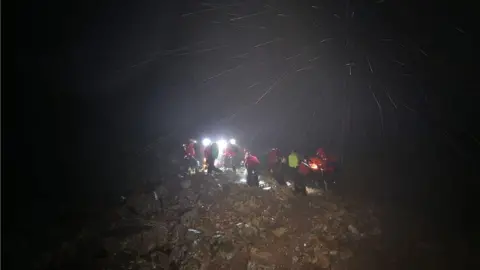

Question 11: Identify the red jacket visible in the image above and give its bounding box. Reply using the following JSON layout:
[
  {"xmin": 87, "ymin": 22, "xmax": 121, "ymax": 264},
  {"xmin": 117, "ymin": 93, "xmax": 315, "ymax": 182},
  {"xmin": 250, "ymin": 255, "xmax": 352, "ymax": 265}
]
[
  {"xmin": 268, "ymin": 149, "xmax": 280, "ymax": 165},
  {"xmin": 204, "ymin": 145, "xmax": 211, "ymax": 159},
  {"xmin": 298, "ymin": 161, "xmax": 311, "ymax": 176},
  {"xmin": 316, "ymin": 148, "xmax": 326, "ymax": 160},
  {"xmin": 245, "ymin": 155, "xmax": 260, "ymax": 168},
  {"xmin": 185, "ymin": 143, "xmax": 196, "ymax": 157},
  {"xmin": 225, "ymin": 145, "xmax": 237, "ymax": 157}
]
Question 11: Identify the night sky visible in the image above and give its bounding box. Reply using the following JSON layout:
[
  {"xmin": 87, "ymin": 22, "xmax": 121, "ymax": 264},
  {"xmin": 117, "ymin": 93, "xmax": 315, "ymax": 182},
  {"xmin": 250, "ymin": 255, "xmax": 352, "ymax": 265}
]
[{"xmin": 4, "ymin": 0, "xmax": 478, "ymax": 266}]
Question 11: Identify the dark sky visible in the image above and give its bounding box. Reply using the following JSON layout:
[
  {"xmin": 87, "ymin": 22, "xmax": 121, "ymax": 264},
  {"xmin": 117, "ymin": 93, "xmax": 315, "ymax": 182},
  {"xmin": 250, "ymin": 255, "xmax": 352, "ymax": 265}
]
[{"xmin": 4, "ymin": 0, "xmax": 478, "ymax": 259}]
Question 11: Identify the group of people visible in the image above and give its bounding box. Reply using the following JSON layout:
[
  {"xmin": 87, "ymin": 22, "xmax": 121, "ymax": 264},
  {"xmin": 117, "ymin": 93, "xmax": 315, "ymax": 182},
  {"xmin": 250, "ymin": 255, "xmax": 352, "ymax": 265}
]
[
  {"xmin": 183, "ymin": 139, "xmax": 335, "ymax": 194},
  {"xmin": 264, "ymin": 148, "xmax": 335, "ymax": 194}
]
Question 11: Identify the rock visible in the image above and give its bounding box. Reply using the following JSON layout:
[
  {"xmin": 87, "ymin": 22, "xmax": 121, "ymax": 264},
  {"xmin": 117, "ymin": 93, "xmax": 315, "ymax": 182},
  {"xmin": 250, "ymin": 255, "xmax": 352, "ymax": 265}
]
[
  {"xmin": 348, "ymin": 224, "xmax": 360, "ymax": 235},
  {"xmin": 154, "ymin": 224, "xmax": 169, "ymax": 247},
  {"xmin": 272, "ymin": 227, "xmax": 287, "ymax": 238},
  {"xmin": 237, "ymin": 223, "xmax": 259, "ymax": 242},
  {"xmin": 189, "ymin": 238, "xmax": 211, "ymax": 262},
  {"xmin": 186, "ymin": 228, "xmax": 202, "ymax": 242},
  {"xmin": 125, "ymin": 193, "xmax": 158, "ymax": 217},
  {"xmin": 250, "ymin": 248, "xmax": 273, "ymax": 263},
  {"xmin": 181, "ymin": 208, "xmax": 199, "ymax": 227},
  {"xmin": 217, "ymin": 240, "xmax": 236, "ymax": 260},
  {"xmin": 151, "ymin": 251, "xmax": 170, "ymax": 270},
  {"xmin": 321, "ymin": 202, "xmax": 339, "ymax": 212},
  {"xmin": 181, "ymin": 179, "xmax": 192, "ymax": 189},
  {"xmin": 315, "ymin": 253, "xmax": 330, "ymax": 268},
  {"xmin": 339, "ymin": 248, "xmax": 353, "ymax": 260},
  {"xmin": 181, "ymin": 257, "xmax": 201, "ymax": 270},
  {"xmin": 178, "ymin": 190, "xmax": 199, "ymax": 209},
  {"xmin": 124, "ymin": 232, "xmax": 156, "ymax": 255},
  {"xmin": 247, "ymin": 260, "xmax": 275, "ymax": 270},
  {"xmin": 170, "ymin": 244, "xmax": 189, "ymax": 265}
]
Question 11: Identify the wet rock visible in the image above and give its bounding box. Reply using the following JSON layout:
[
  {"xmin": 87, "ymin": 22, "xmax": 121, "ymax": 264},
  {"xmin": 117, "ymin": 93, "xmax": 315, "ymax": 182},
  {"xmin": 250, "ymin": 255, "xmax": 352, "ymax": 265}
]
[
  {"xmin": 237, "ymin": 223, "xmax": 259, "ymax": 242},
  {"xmin": 315, "ymin": 253, "xmax": 330, "ymax": 268},
  {"xmin": 170, "ymin": 244, "xmax": 189, "ymax": 265},
  {"xmin": 272, "ymin": 227, "xmax": 287, "ymax": 238},
  {"xmin": 181, "ymin": 179, "xmax": 192, "ymax": 189},
  {"xmin": 185, "ymin": 228, "xmax": 202, "ymax": 242},
  {"xmin": 178, "ymin": 189, "xmax": 199, "ymax": 209},
  {"xmin": 347, "ymin": 224, "xmax": 359, "ymax": 235},
  {"xmin": 171, "ymin": 224, "xmax": 187, "ymax": 245},
  {"xmin": 181, "ymin": 257, "xmax": 201, "ymax": 270},
  {"xmin": 329, "ymin": 250, "xmax": 338, "ymax": 256},
  {"xmin": 339, "ymin": 248, "xmax": 353, "ymax": 260},
  {"xmin": 210, "ymin": 234, "xmax": 237, "ymax": 262},
  {"xmin": 46, "ymin": 161, "xmax": 384, "ymax": 270},
  {"xmin": 181, "ymin": 208, "xmax": 199, "ymax": 227},
  {"xmin": 125, "ymin": 193, "xmax": 158, "ymax": 217},
  {"xmin": 217, "ymin": 240, "xmax": 236, "ymax": 260},
  {"xmin": 189, "ymin": 238, "xmax": 211, "ymax": 262},
  {"xmin": 320, "ymin": 201, "xmax": 339, "ymax": 212},
  {"xmin": 124, "ymin": 232, "xmax": 156, "ymax": 255},
  {"xmin": 150, "ymin": 251, "xmax": 170, "ymax": 269},
  {"xmin": 247, "ymin": 260, "xmax": 275, "ymax": 270},
  {"xmin": 154, "ymin": 185, "xmax": 169, "ymax": 197},
  {"xmin": 154, "ymin": 224, "xmax": 170, "ymax": 247},
  {"xmin": 250, "ymin": 248, "xmax": 273, "ymax": 263}
]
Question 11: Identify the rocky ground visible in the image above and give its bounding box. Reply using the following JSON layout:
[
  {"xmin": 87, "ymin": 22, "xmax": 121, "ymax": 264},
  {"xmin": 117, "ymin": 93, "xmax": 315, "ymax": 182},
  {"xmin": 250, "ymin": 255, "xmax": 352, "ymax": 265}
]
[{"xmin": 33, "ymin": 168, "xmax": 458, "ymax": 270}]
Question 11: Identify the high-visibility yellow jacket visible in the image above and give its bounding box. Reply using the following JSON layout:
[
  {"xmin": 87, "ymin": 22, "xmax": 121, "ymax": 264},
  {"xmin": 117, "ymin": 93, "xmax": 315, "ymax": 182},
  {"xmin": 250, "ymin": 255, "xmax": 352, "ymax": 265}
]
[{"xmin": 288, "ymin": 153, "xmax": 299, "ymax": 168}]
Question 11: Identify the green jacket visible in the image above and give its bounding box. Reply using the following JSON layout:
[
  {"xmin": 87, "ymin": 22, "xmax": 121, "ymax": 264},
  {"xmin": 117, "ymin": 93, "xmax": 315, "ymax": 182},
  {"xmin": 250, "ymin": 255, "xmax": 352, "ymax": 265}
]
[
  {"xmin": 288, "ymin": 153, "xmax": 299, "ymax": 168},
  {"xmin": 211, "ymin": 143, "xmax": 219, "ymax": 159}
]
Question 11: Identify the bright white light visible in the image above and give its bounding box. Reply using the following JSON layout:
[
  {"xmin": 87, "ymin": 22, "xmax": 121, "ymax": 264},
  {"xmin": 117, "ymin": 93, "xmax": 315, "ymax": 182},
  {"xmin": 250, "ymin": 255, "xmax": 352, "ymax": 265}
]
[
  {"xmin": 202, "ymin": 138, "xmax": 211, "ymax": 146},
  {"xmin": 229, "ymin": 138, "xmax": 236, "ymax": 145},
  {"xmin": 217, "ymin": 139, "xmax": 227, "ymax": 148},
  {"xmin": 217, "ymin": 139, "xmax": 227, "ymax": 157}
]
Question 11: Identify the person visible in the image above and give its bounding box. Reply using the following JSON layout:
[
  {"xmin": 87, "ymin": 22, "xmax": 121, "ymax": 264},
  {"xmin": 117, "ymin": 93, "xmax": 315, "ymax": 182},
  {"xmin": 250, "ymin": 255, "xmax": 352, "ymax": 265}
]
[
  {"xmin": 183, "ymin": 139, "xmax": 198, "ymax": 170},
  {"xmin": 268, "ymin": 148, "xmax": 281, "ymax": 173},
  {"xmin": 274, "ymin": 155, "xmax": 287, "ymax": 185},
  {"xmin": 204, "ymin": 142, "xmax": 222, "ymax": 174},
  {"xmin": 204, "ymin": 144, "xmax": 212, "ymax": 172},
  {"xmin": 203, "ymin": 144, "xmax": 216, "ymax": 174},
  {"xmin": 288, "ymin": 150, "xmax": 299, "ymax": 178},
  {"xmin": 224, "ymin": 142, "xmax": 240, "ymax": 171},
  {"xmin": 211, "ymin": 142, "xmax": 219, "ymax": 161},
  {"xmin": 316, "ymin": 148, "xmax": 327, "ymax": 160},
  {"xmin": 308, "ymin": 154, "xmax": 324, "ymax": 173},
  {"xmin": 244, "ymin": 151, "xmax": 260, "ymax": 185},
  {"xmin": 295, "ymin": 156, "xmax": 311, "ymax": 195},
  {"xmin": 312, "ymin": 147, "xmax": 335, "ymax": 174}
]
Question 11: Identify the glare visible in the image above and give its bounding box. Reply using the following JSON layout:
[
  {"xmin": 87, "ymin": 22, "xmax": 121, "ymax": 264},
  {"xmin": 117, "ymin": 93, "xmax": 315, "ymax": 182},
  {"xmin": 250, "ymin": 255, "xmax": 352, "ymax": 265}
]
[
  {"xmin": 217, "ymin": 139, "xmax": 227, "ymax": 155},
  {"xmin": 202, "ymin": 138, "xmax": 211, "ymax": 146},
  {"xmin": 217, "ymin": 139, "xmax": 227, "ymax": 148},
  {"xmin": 229, "ymin": 138, "xmax": 236, "ymax": 145}
]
